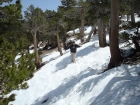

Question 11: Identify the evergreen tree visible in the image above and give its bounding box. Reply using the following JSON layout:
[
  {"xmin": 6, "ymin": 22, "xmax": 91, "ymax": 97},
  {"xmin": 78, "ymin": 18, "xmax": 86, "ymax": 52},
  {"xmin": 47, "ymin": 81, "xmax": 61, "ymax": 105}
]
[
  {"xmin": 121, "ymin": 0, "xmax": 140, "ymax": 23},
  {"xmin": 61, "ymin": 0, "xmax": 89, "ymax": 43},
  {"xmin": 60, "ymin": 0, "xmax": 80, "ymax": 33},
  {"xmin": 0, "ymin": 0, "xmax": 35, "ymax": 104},
  {"xmin": 119, "ymin": 0, "xmax": 140, "ymax": 52},
  {"xmin": 87, "ymin": 0, "xmax": 111, "ymax": 47},
  {"xmin": 45, "ymin": 10, "xmax": 63, "ymax": 56},
  {"xmin": 57, "ymin": 8, "xmax": 68, "ymax": 49},
  {"xmin": 44, "ymin": 10, "xmax": 58, "ymax": 48},
  {"xmin": 24, "ymin": 5, "xmax": 47, "ymax": 69},
  {"xmin": 77, "ymin": 0, "xmax": 89, "ymax": 42},
  {"xmin": 61, "ymin": 0, "xmax": 76, "ymax": 9},
  {"xmin": 58, "ymin": 2, "xmax": 80, "ymax": 49}
]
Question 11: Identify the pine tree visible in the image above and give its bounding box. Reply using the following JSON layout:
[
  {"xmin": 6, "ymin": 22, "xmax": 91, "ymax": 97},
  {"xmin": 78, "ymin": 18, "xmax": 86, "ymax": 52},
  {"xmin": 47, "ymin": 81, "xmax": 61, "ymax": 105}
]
[
  {"xmin": 60, "ymin": 0, "xmax": 80, "ymax": 32},
  {"xmin": 87, "ymin": 0, "xmax": 110, "ymax": 47},
  {"xmin": 24, "ymin": 5, "xmax": 47, "ymax": 69},
  {"xmin": 0, "ymin": 1, "xmax": 35, "ymax": 104},
  {"xmin": 45, "ymin": 10, "xmax": 63, "ymax": 56},
  {"xmin": 122, "ymin": 0, "xmax": 140, "ymax": 23}
]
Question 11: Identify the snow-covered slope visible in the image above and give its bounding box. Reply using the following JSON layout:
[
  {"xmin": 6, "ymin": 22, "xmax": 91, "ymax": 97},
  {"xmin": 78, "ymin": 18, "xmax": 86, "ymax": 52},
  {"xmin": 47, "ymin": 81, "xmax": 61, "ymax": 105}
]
[
  {"xmin": 8, "ymin": 35, "xmax": 140, "ymax": 105},
  {"xmin": 8, "ymin": 14, "xmax": 140, "ymax": 105},
  {"xmin": 67, "ymin": 26, "xmax": 90, "ymax": 36}
]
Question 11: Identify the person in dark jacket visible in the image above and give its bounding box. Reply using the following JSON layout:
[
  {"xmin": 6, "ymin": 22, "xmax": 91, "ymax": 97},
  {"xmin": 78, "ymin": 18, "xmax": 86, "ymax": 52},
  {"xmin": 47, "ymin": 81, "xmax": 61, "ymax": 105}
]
[{"xmin": 67, "ymin": 41, "xmax": 81, "ymax": 63}]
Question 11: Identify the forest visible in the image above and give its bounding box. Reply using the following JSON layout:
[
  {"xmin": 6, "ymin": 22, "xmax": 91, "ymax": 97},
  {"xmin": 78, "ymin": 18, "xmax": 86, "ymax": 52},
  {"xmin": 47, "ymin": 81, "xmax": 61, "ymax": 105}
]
[{"xmin": 0, "ymin": 0, "xmax": 140, "ymax": 104}]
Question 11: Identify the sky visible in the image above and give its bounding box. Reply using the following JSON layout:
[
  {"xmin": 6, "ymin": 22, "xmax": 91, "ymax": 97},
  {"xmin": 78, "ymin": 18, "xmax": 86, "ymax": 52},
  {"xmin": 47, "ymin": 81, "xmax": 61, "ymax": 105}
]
[
  {"xmin": 21, "ymin": 0, "xmax": 62, "ymax": 12},
  {"xmin": 2, "ymin": 0, "xmax": 62, "ymax": 15}
]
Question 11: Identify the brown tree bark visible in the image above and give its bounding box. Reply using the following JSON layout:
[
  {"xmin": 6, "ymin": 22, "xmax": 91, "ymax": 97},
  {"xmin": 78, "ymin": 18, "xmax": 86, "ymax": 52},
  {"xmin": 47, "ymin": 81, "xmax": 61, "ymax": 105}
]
[
  {"xmin": 102, "ymin": 26, "xmax": 107, "ymax": 46},
  {"xmin": 108, "ymin": 0, "xmax": 121, "ymax": 69},
  {"xmin": 56, "ymin": 27, "xmax": 63, "ymax": 56},
  {"xmin": 63, "ymin": 29, "xmax": 67, "ymax": 50},
  {"xmin": 94, "ymin": 28, "xmax": 97, "ymax": 35},
  {"xmin": 98, "ymin": 19, "xmax": 106, "ymax": 47},
  {"xmin": 33, "ymin": 28, "xmax": 40, "ymax": 68},
  {"xmin": 80, "ymin": 7, "xmax": 85, "ymax": 42},
  {"xmin": 127, "ymin": 14, "xmax": 130, "ymax": 22},
  {"xmin": 86, "ymin": 24, "xmax": 96, "ymax": 42},
  {"xmin": 72, "ymin": 26, "xmax": 76, "ymax": 36}
]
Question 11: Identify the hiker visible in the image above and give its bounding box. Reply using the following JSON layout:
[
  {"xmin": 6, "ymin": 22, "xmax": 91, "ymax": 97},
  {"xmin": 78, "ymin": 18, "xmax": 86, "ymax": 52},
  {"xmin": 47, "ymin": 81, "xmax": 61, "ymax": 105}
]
[{"xmin": 65, "ymin": 41, "xmax": 81, "ymax": 63}]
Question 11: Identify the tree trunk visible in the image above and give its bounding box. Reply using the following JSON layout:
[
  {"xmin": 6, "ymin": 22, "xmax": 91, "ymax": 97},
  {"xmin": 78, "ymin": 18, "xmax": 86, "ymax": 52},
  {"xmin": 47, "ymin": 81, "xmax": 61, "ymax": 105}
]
[
  {"xmin": 33, "ymin": 29, "xmax": 40, "ymax": 68},
  {"xmin": 63, "ymin": 29, "xmax": 67, "ymax": 50},
  {"xmin": 48, "ymin": 40, "xmax": 50, "ymax": 45},
  {"xmin": 127, "ymin": 14, "xmax": 130, "ymax": 22},
  {"xmin": 130, "ymin": 5, "xmax": 135, "ymax": 23},
  {"xmin": 86, "ymin": 24, "xmax": 96, "ymax": 42},
  {"xmin": 102, "ymin": 26, "xmax": 107, "ymax": 46},
  {"xmin": 72, "ymin": 26, "xmax": 76, "ymax": 36},
  {"xmin": 98, "ymin": 19, "xmax": 102, "ymax": 45},
  {"xmin": 108, "ymin": 0, "xmax": 121, "ymax": 69},
  {"xmin": 98, "ymin": 19, "xmax": 106, "ymax": 47},
  {"xmin": 94, "ymin": 28, "xmax": 97, "ymax": 35},
  {"xmin": 80, "ymin": 7, "xmax": 85, "ymax": 43},
  {"xmin": 36, "ymin": 38, "xmax": 39, "ymax": 48},
  {"xmin": 56, "ymin": 27, "xmax": 63, "ymax": 56}
]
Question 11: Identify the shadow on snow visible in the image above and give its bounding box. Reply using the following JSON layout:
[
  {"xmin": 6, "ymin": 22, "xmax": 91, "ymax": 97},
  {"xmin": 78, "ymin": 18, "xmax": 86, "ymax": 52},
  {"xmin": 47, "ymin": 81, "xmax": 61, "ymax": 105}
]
[
  {"xmin": 31, "ymin": 67, "xmax": 104, "ymax": 105},
  {"xmin": 32, "ymin": 63, "xmax": 140, "ymax": 105},
  {"xmin": 89, "ymin": 66, "xmax": 140, "ymax": 105}
]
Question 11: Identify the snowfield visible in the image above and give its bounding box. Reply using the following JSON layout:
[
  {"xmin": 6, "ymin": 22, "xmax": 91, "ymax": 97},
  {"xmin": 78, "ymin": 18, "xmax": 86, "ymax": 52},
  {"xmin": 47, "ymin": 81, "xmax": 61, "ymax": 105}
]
[
  {"xmin": 8, "ymin": 14, "xmax": 140, "ymax": 105},
  {"xmin": 8, "ymin": 35, "xmax": 140, "ymax": 105}
]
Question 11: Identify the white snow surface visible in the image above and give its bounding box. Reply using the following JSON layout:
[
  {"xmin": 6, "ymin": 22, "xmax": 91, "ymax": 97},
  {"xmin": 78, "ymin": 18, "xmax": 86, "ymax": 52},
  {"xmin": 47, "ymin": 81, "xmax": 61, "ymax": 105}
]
[
  {"xmin": 9, "ymin": 35, "xmax": 140, "ymax": 105},
  {"xmin": 9, "ymin": 15, "xmax": 140, "ymax": 105},
  {"xmin": 67, "ymin": 26, "xmax": 90, "ymax": 36}
]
